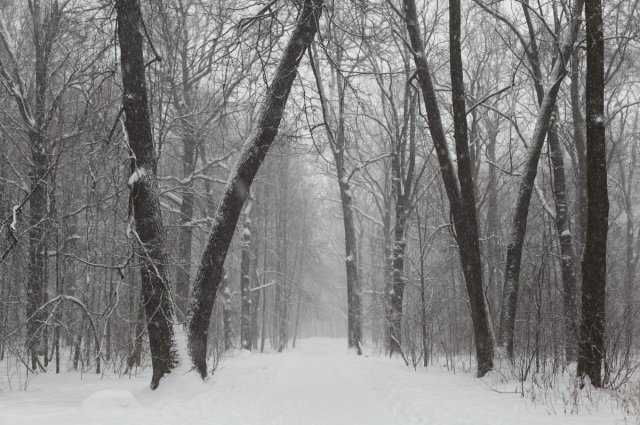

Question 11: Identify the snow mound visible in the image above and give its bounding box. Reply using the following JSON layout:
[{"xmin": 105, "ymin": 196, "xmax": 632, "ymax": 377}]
[{"xmin": 82, "ymin": 389, "xmax": 141, "ymax": 410}]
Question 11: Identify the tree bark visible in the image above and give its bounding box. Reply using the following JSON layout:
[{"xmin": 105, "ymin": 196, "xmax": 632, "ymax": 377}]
[
  {"xmin": 389, "ymin": 93, "xmax": 416, "ymax": 356},
  {"xmin": 221, "ymin": 272, "xmax": 233, "ymax": 351},
  {"xmin": 309, "ymin": 43, "xmax": 362, "ymax": 354},
  {"xmin": 240, "ymin": 204, "xmax": 253, "ymax": 351},
  {"xmin": 497, "ymin": 0, "xmax": 584, "ymax": 358},
  {"xmin": 116, "ymin": 0, "xmax": 178, "ymax": 390},
  {"xmin": 549, "ymin": 126, "xmax": 580, "ymax": 362},
  {"xmin": 187, "ymin": 0, "xmax": 323, "ymax": 378},
  {"xmin": 175, "ymin": 133, "xmax": 196, "ymax": 318},
  {"xmin": 403, "ymin": 0, "xmax": 494, "ymax": 376},
  {"xmin": 578, "ymin": 0, "xmax": 608, "ymax": 388}
]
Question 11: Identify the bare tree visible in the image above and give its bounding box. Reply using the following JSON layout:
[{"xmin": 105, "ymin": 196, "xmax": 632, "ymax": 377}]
[
  {"xmin": 578, "ymin": 0, "xmax": 608, "ymax": 388},
  {"xmin": 116, "ymin": 0, "xmax": 179, "ymax": 389},
  {"xmin": 400, "ymin": 0, "xmax": 494, "ymax": 376},
  {"xmin": 187, "ymin": 0, "xmax": 324, "ymax": 379}
]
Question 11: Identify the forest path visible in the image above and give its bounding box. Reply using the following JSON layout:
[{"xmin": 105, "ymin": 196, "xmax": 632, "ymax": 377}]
[{"xmin": 0, "ymin": 338, "xmax": 628, "ymax": 425}]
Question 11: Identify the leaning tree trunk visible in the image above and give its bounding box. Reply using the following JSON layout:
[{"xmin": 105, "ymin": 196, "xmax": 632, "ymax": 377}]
[
  {"xmin": 187, "ymin": 0, "xmax": 323, "ymax": 378},
  {"xmin": 116, "ymin": 0, "xmax": 178, "ymax": 390},
  {"xmin": 403, "ymin": 0, "xmax": 494, "ymax": 376},
  {"xmin": 497, "ymin": 0, "xmax": 584, "ymax": 358},
  {"xmin": 578, "ymin": 0, "xmax": 608, "ymax": 388}
]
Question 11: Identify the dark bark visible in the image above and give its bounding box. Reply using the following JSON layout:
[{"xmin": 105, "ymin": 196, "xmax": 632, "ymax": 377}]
[
  {"xmin": 187, "ymin": 0, "xmax": 323, "ymax": 378},
  {"xmin": 116, "ymin": 0, "xmax": 178, "ymax": 390},
  {"xmin": 578, "ymin": 0, "xmax": 608, "ymax": 388},
  {"xmin": 340, "ymin": 162, "xmax": 362, "ymax": 354},
  {"xmin": 497, "ymin": 0, "xmax": 584, "ymax": 358},
  {"xmin": 403, "ymin": 0, "xmax": 494, "ymax": 376}
]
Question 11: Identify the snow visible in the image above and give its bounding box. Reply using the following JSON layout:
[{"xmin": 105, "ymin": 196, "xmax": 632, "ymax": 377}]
[
  {"xmin": 0, "ymin": 338, "xmax": 632, "ymax": 425},
  {"xmin": 9, "ymin": 204, "xmax": 18, "ymax": 232},
  {"xmin": 127, "ymin": 167, "xmax": 147, "ymax": 187},
  {"xmin": 82, "ymin": 389, "xmax": 141, "ymax": 410}
]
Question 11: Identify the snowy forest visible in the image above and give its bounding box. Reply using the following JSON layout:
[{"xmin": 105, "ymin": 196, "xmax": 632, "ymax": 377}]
[{"xmin": 0, "ymin": 0, "xmax": 637, "ymax": 423}]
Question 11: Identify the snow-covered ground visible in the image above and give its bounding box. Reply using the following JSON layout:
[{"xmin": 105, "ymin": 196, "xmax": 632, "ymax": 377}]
[{"xmin": 0, "ymin": 338, "xmax": 634, "ymax": 425}]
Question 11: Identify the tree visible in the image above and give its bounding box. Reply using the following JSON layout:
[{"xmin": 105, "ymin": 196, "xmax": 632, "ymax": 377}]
[
  {"xmin": 240, "ymin": 201, "xmax": 253, "ymax": 351},
  {"xmin": 578, "ymin": 0, "xmax": 608, "ymax": 388},
  {"xmin": 115, "ymin": 0, "xmax": 179, "ymax": 390},
  {"xmin": 187, "ymin": 0, "xmax": 324, "ymax": 379},
  {"xmin": 309, "ymin": 27, "xmax": 363, "ymax": 353},
  {"xmin": 401, "ymin": 0, "xmax": 494, "ymax": 376},
  {"xmin": 477, "ymin": 0, "xmax": 585, "ymax": 359}
]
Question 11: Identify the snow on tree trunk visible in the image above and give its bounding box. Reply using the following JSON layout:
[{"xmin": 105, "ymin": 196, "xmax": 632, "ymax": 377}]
[
  {"xmin": 116, "ymin": 0, "xmax": 179, "ymax": 390},
  {"xmin": 187, "ymin": 0, "xmax": 323, "ymax": 378},
  {"xmin": 240, "ymin": 203, "xmax": 253, "ymax": 351},
  {"xmin": 221, "ymin": 272, "xmax": 233, "ymax": 351},
  {"xmin": 578, "ymin": 0, "xmax": 608, "ymax": 388}
]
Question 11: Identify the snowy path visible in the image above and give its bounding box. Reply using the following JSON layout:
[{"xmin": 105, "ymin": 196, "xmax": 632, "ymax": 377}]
[{"xmin": 0, "ymin": 338, "xmax": 631, "ymax": 425}]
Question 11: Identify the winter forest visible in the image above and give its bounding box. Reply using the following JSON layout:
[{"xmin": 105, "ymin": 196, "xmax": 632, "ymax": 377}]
[{"xmin": 0, "ymin": 0, "xmax": 636, "ymax": 423}]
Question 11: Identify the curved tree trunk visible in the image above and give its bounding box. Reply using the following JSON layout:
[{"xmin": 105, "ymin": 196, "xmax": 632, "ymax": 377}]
[
  {"xmin": 187, "ymin": 0, "xmax": 323, "ymax": 378},
  {"xmin": 497, "ymin": 0, "xmax": 584, "ymax": 358}
]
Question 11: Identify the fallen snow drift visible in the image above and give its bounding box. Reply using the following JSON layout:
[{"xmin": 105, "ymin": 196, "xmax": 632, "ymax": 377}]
[{"xmin": 0, "ymin": 338, "xmax": 634, "ymax": 425}]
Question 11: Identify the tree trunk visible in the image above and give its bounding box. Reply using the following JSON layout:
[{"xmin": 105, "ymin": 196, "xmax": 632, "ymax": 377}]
[
  {"xmin": 240, "ymin": 204, "xmax": 253, "ymax": 351},
  {"xmin": 498, "ymin": 0, "xmax": 584, "ymax": 358},
  {"xmin": 570, "ymin": 50, "xmax": 588, "ymax": 258},
  {"xmin": 389, "ymin": 92, "xmax": 416, "ymax": 356},
  {"xmin": 187, "ymin": 0, "xmax": 323, "ymax": 378},
  {"xmin": 175, "ymin": 133, "xmax": 196, "ymax": 318},
  {"xmin": 221, "ymin": 272, "xmax": 233, "ymax": 351},
  {"xmin": 309, "ymin": 44, "xmax": 362, "ymax": 354},
  {"xmin": 578, "ymin": 0, "xmax": 608, "ymax": 388},
  {"xmin": 26, "ymin": 137, "xmax": 48, "ymax": 370},
  {"xmin": 116, "ymin": 0, "xmax": 178, "ymax": 390},
  {"xmin": 402, "ymin": 0, "xmax": 494, "ymax": 376},
  {"xmin": 548, "ymin": 127, "xmax": 580, "ymax": 362}
]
